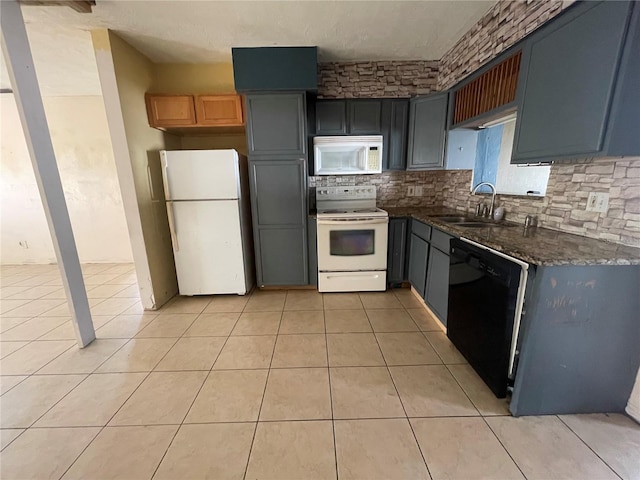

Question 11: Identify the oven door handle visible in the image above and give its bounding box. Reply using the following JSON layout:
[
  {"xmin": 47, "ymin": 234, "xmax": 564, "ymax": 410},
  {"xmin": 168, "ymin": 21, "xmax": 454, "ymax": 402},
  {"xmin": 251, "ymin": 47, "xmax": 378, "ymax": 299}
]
[{"xmin": 317, "ymin": 218, "xmax": 389, "ymax": 225}]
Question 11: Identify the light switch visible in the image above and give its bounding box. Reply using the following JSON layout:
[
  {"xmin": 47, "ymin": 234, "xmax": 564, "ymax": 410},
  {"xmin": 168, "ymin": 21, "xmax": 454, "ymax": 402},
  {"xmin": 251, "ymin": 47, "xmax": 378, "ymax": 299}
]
[
  {"xmin": 407, "ymin": 186, "xmax": 415, "ymax": 196},
  {"xmin": 415, "ymin": 186, "xmax": 423, "ymax": 196}
]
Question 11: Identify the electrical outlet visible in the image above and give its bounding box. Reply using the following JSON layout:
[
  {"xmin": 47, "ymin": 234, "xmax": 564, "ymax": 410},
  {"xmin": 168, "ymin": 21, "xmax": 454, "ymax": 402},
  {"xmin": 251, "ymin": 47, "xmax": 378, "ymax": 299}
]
[
  {"xmin": 407, "ymin": 186, "xmax": 415, "ymax": 196},
  {"xmin": 415, "ymin": 186, "xmax": 423, "ymax": 196},
  {"xmin": 586, "ymin": 192, "xmax": 609, "ymax": 213}
]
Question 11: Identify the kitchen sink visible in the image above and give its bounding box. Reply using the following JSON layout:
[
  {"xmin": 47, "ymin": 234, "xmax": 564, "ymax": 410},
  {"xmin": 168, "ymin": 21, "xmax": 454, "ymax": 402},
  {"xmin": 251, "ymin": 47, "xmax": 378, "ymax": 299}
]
[
  {"xmin": 457, "ymin": 222, "xmax": 518, "ymax": 228},
  {"xmin": 434, "ymin": 216, "xmax": 475, "ymax": 223}
]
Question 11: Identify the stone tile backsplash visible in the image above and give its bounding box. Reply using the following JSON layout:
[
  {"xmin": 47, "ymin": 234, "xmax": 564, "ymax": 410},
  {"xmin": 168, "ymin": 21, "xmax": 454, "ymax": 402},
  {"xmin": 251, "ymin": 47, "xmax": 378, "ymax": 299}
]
[{"xmin": 313, "ymin": 0, "xmax": 640, "ymax": 247}]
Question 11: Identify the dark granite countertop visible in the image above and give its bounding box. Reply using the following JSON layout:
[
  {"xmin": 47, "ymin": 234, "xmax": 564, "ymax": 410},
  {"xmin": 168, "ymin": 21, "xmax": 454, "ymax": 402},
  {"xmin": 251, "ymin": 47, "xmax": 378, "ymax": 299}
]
[{"xmin": 382, "ymin": 207, "xmax": 640, "ymax": 266}]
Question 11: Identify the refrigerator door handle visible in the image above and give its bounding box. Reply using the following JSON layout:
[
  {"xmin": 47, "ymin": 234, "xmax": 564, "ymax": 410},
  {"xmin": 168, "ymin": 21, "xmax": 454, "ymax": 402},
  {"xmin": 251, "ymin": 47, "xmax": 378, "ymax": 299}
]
[
  {"xmin": 167, "ymin": 202, "xmax": 179, "ymax": 251},
  {"xmin": 163, "ymin": 162, "xmax": 172, "ymax": 200}
]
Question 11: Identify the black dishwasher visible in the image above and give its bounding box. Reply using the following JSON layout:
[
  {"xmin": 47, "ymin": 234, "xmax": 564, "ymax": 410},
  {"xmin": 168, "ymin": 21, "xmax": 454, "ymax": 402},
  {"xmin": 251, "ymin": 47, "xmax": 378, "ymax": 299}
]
[{"xmin": 447, "ymin": 238, "xmax": 527, "ymax": 398}]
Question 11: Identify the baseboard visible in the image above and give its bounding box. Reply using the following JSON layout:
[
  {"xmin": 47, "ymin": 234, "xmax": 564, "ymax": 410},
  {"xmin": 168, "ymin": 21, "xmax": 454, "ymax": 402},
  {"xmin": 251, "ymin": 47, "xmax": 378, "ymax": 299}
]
[{"xmin": 409, "ymin": 286, "xmax": 447, "ymax": 333}]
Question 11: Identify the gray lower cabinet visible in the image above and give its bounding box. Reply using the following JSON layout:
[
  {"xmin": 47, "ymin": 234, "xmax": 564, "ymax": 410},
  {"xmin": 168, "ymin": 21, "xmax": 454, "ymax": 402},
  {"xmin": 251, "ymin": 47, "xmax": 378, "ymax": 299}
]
[
  {"xmin": 245, "ymin": 93, "xmax": 307, "ymax": 156},
  {"xmin": 406, "ymin": 93, "xmax": 449, "ymax": 170},
  {"xmin": 407, "ymin": 220, "xmax": 453, "ymax": 324},
  {"xmin": 308, "ymin": 216, "xmax": 318, "ymax": 287},
  {"xmin": 512, "ymin": 1, "xmax": 639, "ymax": 162},
  {"xmin": 387, "ymin": 218, "xmax": 408, "ymax": 285},
  {"xmin": 249, "ymin": 159, "xmax": 308, "ymax": 286},
  {"xmin": 408, "ymin": 233, "xmax": 429, "ymax": 298},
  {"xmin": 425, "ymin": 246, "xmax": 450, "ymax": 326},
  {"xmin": 257, "ymin": 228, "xmax": 307, "ymax": 286}
]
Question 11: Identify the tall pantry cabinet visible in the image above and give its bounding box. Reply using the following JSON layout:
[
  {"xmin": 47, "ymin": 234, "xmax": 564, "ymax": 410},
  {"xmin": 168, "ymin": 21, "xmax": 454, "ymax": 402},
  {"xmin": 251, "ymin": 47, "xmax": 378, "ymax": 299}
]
[{"xmin": 244, "ymin": 92, "xmax": 309, "ymax": 286}]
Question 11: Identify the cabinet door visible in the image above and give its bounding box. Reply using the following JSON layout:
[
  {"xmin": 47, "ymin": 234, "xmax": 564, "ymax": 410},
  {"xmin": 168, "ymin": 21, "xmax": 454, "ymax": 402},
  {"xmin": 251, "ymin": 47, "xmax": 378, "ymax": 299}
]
[
  {"xmin": 257, "ymin": 227, "xmax": 308, "ymax": 286},
  {"xmin": 195, "ymin": 95, "xmax": 244, "ymax": 126},
  {"xmin": 249, "ymin": 159, "xmax": 308, "ymax": 287},
  {"xmin": 406, "ymin": 93, "xmax": 449, "ymax": 170},
  {"xmin": 245, "ymin": 93, "xmax": 306, "ymax": 156},
  {"xmin": 408, "ymin": 233, "xmax": 428, "ymax": 298},
  {"xmin": 348, "ymin": 99, "xmax": 382, "ymax": 134},
  {"xmin": 387, "ymin": 99, "xmax": 409, "ymax": 170},
  {"xmin": 250, "ymin": 159, "xmax": 306, "ymax": 226},
  {"xmin": 512, "ymin": 1, "xmax": 631, "ymax": 162},
  {"xmin": 316, "ymin": 100, "xmax": 347, "ymax": 135},
  {"xmin": 425, "ymin": 246, "xmax": 450, "ymax": 325},
  {"xmin": 387, "ymin": 218, "xmax": 408, "ymax": 284},
  {"xmin": 145, "ymin": 94, "xmax": 196, "ymax": 127}
]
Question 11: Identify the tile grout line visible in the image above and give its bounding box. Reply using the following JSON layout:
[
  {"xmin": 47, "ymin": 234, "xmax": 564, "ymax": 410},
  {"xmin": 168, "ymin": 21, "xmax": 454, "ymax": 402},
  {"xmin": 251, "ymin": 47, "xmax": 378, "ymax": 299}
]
[
  {"xmin": 149, "ymin": 300, "xmax": 240, "ymax": 480},
  {"xmin": 556, "ymin": 415, "xmax": 623, "ymax": 480},
  {"xmin": 322, "ymin": 297, "xmax": 339, "ymax": 480},
  {"xmin": 364, "ymin": 293, "xmax": 434, "ymax": 479},
  {"xmin": 241, "ymin": 289, "xmax": 283, "ymax": 480},
  {"xmin": 56, "ymin": 331, "xmax": 184, "ymax": 480},
  {"xmin": 440, "ymin": 360, "xmax": 529, "ymax": 479}
]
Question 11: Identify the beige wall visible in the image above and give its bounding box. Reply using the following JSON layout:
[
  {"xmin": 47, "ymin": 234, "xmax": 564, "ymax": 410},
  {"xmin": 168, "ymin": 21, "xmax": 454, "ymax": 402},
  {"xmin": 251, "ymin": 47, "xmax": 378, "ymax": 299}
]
[
  {"xmin": 92, "ymin": 29, "xmax": 179, "ymax": 308},
  {"xmin": 152, "ymin": 63, "xmax": 235, "ymax": 94},
  {"xmin": 0, "ymin": 94, "xmax": 132, "ymax": 264}
]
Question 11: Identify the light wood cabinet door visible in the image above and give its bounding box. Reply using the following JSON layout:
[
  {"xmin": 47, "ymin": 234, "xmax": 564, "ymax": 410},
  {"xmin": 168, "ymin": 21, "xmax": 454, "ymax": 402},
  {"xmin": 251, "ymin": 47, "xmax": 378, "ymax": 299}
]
[
  {"xmin": 145, "ymin": 94, "xmax": 196, "ymax": 127},
  {"xmin": 195, "ymin": 95, "xmax": 244, "ymax": 126}
]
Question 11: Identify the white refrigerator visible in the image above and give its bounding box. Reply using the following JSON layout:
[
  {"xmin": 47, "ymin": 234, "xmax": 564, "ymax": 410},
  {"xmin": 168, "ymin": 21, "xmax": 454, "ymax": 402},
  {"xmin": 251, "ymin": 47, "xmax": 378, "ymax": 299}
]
[{"xmin": 160, "ymin": 149, "xmax": 254, "ymax": 295}]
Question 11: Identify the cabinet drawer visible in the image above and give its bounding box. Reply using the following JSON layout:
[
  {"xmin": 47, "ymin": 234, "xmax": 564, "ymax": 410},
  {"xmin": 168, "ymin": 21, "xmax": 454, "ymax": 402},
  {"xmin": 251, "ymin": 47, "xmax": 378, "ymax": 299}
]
[
  {"xmin": 430, "ymin": 228, "xmax": 453, "ymax": 253},
  {"xmin": 411, "ymin": 220, "xmax": 431, "ymax": 242}
]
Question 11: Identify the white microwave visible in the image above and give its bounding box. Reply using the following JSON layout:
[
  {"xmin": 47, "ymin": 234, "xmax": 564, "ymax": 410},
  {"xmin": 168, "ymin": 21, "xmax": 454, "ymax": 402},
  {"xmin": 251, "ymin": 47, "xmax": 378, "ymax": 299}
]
[{"xmin": 313, "ymin": 135, "xmax": 383, "ymax": 175}]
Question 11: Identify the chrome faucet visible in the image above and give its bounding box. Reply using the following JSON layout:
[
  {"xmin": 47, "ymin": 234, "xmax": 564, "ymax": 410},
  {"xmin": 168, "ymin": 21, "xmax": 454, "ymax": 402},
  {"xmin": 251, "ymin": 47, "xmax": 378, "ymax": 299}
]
[{"xmin": 471, "ymin": 182, "xmax": 497, "ymax": 219}]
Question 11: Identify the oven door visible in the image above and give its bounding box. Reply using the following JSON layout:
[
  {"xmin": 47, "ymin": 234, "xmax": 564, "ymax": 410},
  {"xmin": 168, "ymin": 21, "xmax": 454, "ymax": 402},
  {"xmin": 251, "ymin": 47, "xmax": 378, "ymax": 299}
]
[{"xmin": 317, "ymin": 217, "xmax": 388, "ymax": 272}]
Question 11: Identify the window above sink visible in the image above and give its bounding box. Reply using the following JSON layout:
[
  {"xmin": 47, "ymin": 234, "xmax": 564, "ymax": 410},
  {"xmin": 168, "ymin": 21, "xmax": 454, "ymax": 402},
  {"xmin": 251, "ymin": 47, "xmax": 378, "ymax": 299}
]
[{"xmin": 447, "ymin": 115, "xmax": 551, "ymax": 197}]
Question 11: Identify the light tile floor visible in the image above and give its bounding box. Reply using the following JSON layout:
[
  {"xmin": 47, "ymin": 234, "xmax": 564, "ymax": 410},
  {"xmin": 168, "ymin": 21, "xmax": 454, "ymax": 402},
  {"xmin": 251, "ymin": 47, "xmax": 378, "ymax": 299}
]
[{"xmin": 1, "ymin": 263, "xmax": 639, "ymax": 479}]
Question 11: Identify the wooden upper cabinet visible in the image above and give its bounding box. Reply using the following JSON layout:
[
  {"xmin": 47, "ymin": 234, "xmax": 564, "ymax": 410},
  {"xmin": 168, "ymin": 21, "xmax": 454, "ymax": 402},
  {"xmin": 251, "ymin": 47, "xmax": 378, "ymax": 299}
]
[
  {"xmin": 145, "ymin": 93, "xmax": 244, "ymax": 130},
  {"xmin": 146, "ymin": 94, "xmax": 196, "ymax": 127},
  {"xmin": 195, "ymin": 95, "xmax": 244, "ymax": 126}
]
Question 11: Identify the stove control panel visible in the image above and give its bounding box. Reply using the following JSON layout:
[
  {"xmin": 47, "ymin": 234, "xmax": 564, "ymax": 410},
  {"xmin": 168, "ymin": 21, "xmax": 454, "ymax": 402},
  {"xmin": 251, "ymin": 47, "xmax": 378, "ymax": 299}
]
[{"xmin": 316, "ymin": 186, "xmax": 377, "ymax": 201}]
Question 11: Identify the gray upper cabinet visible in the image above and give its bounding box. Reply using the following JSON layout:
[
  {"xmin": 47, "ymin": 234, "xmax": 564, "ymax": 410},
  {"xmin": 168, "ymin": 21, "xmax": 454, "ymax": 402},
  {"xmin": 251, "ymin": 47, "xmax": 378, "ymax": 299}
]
[
  {"xmin": 349, "ymin": 100, "xmax": 382, "ymax": 134},
  {"xmin": 384, "ymin": 99, "xmax": 409, "ymax": 170},
  {"xmin": 315, "ymin": 100, "xmax": 347, "ymax": 135},
  {"xmin": 512, "ymin": 1, "xmax": 638, "ymax": 163},
  {"xmin": 315, "ymin": 99, "xmax": 383, "ymax": 135},
  {"xmin": 246, "ymin": 93, "xmax": 307, "ymax": 157},
  {"xmin": 406, "ymin": 92, "xmax": 449, "ymax": 170},
  {"xmin": 249, "ymin": 159, "xmax": 308, "ymax": 287}
]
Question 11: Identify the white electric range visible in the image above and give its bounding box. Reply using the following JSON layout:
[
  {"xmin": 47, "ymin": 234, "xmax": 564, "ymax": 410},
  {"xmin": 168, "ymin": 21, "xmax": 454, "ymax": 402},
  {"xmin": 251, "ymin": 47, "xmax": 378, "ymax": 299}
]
[{"xmin": 316, "ymin": 186, "xmax": 389, "ymax": 292}]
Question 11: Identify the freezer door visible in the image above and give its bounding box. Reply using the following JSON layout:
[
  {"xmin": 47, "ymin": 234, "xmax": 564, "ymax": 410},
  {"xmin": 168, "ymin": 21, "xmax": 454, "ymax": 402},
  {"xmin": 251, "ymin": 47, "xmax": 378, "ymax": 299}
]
[
  {"xmin": 161, "ymin": 149, "xmax": 240, "ymax": 201},
  {"xmin": 168, "ymin": 199, "xmax": 248, "ymax": 295}
]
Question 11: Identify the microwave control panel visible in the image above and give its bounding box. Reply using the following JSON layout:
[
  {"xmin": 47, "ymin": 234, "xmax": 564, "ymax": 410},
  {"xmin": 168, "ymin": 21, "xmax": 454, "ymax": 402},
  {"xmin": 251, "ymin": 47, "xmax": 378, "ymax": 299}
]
[{"xmin": 367, "ymin": 147, "xmax": 381, "ymax": 170}]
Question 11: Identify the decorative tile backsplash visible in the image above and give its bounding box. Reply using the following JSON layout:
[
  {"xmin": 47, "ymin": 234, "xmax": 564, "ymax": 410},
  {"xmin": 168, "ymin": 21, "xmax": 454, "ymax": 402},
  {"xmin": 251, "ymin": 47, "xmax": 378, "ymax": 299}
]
[{"xmin": 313, "ymin": 0, "xmax": 640, "ymax": 247}]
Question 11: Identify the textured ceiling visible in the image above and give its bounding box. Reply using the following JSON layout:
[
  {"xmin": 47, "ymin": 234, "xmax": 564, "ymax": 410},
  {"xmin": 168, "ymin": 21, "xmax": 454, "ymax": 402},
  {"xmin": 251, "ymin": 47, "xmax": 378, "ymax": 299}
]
[{"xmin": 2, "ymin": 0, "xmax": 495, "ymax": 94}]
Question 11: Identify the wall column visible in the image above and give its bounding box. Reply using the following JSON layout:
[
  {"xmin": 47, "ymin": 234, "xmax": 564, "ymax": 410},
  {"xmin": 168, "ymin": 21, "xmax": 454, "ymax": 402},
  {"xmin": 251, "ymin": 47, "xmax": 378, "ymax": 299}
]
[{"xmin": 1, "ymin": 0, "xmax": 95, "ymax": 347}]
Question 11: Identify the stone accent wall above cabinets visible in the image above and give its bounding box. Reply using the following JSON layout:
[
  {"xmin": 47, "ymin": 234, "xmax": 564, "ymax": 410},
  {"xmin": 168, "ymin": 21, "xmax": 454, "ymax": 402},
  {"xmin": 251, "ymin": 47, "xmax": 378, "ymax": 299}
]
[
  {"xmin": 317, "ymin": 61, "xmax": 438, "ymax": 99},
  {"xmin": 437, "ymin": 0, "xmax": 564, "ymax": 90}
]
